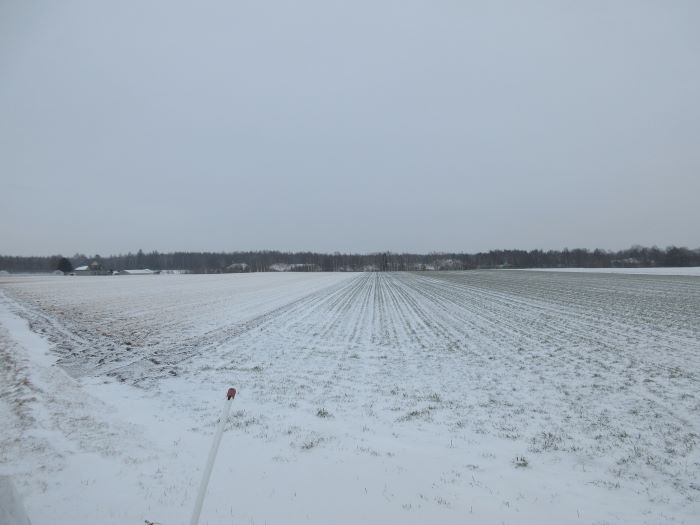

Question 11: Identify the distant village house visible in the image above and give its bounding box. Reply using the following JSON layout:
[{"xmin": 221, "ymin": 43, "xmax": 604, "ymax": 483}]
[{"xmin": 72, "ymin": 261, "xmax": 111, "ymax": 276}]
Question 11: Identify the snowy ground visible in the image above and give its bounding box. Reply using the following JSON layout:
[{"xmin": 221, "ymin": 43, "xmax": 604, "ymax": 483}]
[
  {"xmin": 526, "ymin": 267, "xmax": 700, "ymax": 276},
  {"xmin": 1, "ymin": 271, "xmax": 699, "ymax": 524}
]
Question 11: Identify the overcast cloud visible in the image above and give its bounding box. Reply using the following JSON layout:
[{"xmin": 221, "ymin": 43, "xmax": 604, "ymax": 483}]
[{"xmin": 1, "ymin": 1, "xmax": 699, "ymax": 255}]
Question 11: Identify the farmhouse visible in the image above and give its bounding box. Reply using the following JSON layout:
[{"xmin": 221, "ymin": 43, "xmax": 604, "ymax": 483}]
[
  {"xmin": 72, "ymin": 261, "xmax": 110, "ymax": 276},
  {"xmin": 118, "ymin": 269, "xmax": 158, "ymax": 275}
]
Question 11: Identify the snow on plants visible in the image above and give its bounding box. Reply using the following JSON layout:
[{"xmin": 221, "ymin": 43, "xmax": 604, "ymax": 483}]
[{"xmin": 1, "ymin": 271, "xmax": 699, "ymax": 524}]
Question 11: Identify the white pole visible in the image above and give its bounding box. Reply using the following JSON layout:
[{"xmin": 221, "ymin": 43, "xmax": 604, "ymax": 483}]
[{"xmin": 190, "ymin": 387, "xmax": 237, "ymax": 525}]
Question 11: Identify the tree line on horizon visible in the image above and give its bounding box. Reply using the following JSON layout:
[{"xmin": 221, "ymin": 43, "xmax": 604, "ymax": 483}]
[{"xmin": 1, "ymin": 245, "xmax": 699, "ymax": 274}]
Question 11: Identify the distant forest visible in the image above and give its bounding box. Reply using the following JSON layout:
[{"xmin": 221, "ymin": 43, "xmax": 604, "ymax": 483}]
[{"xmin": 1, "ymin": 245, "xmax": 699, "ymax": 274}]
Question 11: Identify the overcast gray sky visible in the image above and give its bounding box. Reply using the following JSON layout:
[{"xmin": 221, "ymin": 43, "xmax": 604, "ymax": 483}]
[{"xmin": 1, "ymin": 1, "xmax": 698, "ymax": 256}]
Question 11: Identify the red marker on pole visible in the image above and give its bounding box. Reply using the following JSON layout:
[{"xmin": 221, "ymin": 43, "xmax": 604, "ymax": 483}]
[{"xmin": 190, "ymin": 387, "xmax": 236, "ymax": 525}]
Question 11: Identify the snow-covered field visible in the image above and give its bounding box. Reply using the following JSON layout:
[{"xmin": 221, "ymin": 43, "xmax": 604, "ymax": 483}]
[
  {"xmin": 1, "ymin": 271, "xmax": 699, "ymax": 524},
  {"xmin": 526, "ymin": 267, "xmax": 700, "ymax": 276}
]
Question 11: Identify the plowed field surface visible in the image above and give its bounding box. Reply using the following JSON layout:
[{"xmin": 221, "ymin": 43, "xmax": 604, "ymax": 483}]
[{"xmin": 1, "ymin": 271, "xmax": 698, "ymax": 524}]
